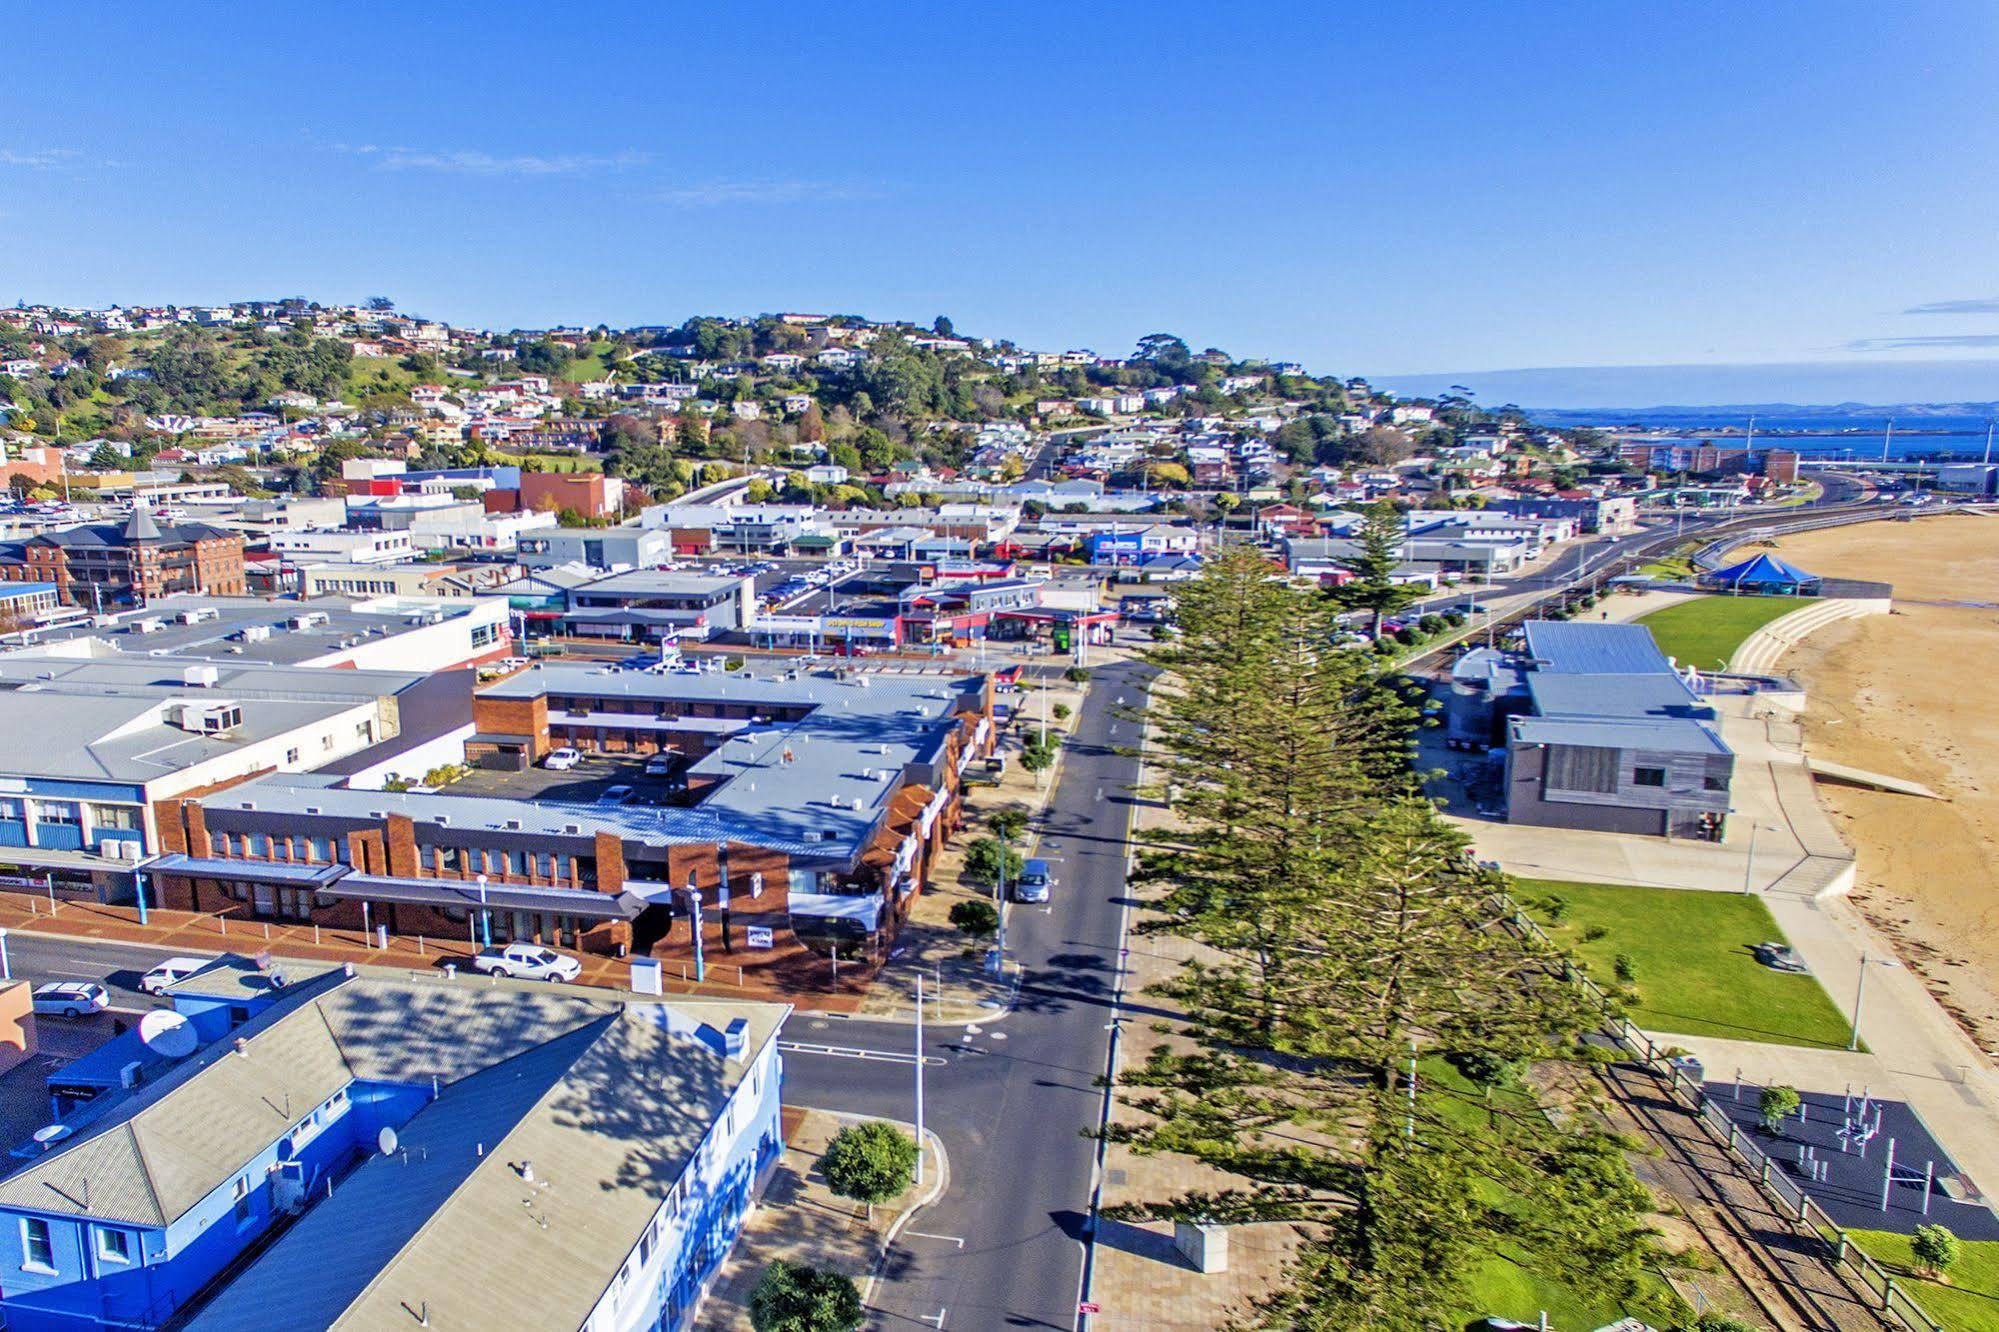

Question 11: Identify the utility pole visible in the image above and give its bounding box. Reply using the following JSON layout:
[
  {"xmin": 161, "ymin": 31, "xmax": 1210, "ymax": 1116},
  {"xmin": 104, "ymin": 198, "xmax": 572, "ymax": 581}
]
[
  {"xmin": 1985, "ymin": 420, "xmax": 1995, "ymax": 466},
  {"xmin": 914, "ymin": 971, "xmax": 927, "ymax": 1188},
  {"xmin": 1741, "ymin": 822, "xmax": 1757, "ymax": 895}
]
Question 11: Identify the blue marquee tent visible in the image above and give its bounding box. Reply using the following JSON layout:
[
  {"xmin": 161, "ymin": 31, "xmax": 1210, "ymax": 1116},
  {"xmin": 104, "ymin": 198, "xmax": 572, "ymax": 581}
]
[{"xmin": 1702, "ymin": 552, "xmax": 1822, "ymax": 596}]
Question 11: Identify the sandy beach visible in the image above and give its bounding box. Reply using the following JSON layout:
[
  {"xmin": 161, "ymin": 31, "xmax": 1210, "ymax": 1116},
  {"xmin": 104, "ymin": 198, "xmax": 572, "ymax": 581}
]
[{"xmin": 1755, "ymin": 513, "xmax": 1999, "ymax": 1053}]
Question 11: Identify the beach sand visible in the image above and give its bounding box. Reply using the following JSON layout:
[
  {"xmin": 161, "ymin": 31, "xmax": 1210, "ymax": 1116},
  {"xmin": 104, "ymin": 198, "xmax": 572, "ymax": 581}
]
[{"xmin": 1756, "ymin": 513, "xmax": 1999, "ymax": 1053}]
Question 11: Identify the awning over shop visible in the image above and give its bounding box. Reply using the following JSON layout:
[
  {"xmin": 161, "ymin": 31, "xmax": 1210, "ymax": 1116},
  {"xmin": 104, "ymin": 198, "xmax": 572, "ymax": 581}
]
[
  {"xmin": 787, "ymin": 890, "xmax": 884, "ymax": 932},
  {"xmin": 330, "ymin": 873, "xmax": 640, "ymax": 919},
  {"xmin": 144, "ymin": 854, "xmax": 348, "ymax": 887}
]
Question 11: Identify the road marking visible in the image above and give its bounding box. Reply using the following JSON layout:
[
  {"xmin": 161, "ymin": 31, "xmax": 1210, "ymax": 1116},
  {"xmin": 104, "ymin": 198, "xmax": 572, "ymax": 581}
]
[
  {"xmin": 777, "ymin": 1041, "xmax": 945, "ymax": 1067},
  {"xmin": 920, "ymin": 1311, "xmax": 946, "ymax": 1328},
  {"xmin": 903, "ymin": 1231, "xmax": 965, "ymax": 1248}
]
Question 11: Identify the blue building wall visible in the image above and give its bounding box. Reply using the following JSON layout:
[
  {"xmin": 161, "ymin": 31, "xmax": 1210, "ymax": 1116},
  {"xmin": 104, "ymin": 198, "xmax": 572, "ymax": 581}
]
[{"xmin": 0, "ymin": 1079, "xmax": 431, "ymax": 1331}]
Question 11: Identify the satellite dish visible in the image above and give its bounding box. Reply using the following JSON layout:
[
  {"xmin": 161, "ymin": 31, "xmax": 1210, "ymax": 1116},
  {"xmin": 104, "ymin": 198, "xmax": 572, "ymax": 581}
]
[
  {"xmin": 378, "ymin": 1126, "xmax": 399, "ymax": 1157},
  {"xmin": 138, "ymin": 1010, "xmax": 198, "ymax": 1059},
  {"xmin": 32, "ymin": 1124, "xmax": 71, "ymax": 1150}
]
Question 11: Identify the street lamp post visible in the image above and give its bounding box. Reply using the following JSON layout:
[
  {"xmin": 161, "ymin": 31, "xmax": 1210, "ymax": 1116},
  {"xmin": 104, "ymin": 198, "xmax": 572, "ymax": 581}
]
[
  {"xmin": 914, "ymin": 971, "xmax": 926, "ymax": 1188},
  {"xmin": 1850, "ymin": 953, "xmax": 1870, "ymax": 1051},
  {"xmin": 1741, "ymin": 822, "xmax": 1758, "ymax": 895},
  {"xmin": 476, "ymin": 874, "xmax": 492, "ymax": 948}
]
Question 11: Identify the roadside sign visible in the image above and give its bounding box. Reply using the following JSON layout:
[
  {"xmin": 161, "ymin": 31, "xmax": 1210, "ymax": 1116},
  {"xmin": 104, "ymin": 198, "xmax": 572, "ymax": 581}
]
[
  {"xmin": 1079, "ymin": 1302, "xmax": 1101, "ymax": 1315},
  {"xmin": 747, "ymin": 926, "xmax": 774, "ymax": 949}
]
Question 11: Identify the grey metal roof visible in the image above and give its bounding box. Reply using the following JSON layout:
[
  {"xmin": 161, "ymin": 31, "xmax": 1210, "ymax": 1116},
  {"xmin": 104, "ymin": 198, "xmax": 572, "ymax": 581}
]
[
  {"xmin": 177, "ymin": 978, "xmax": 786, "ymax": 1332},
  {"xmin": 17, "ymin": 593, "xmax": 488, "ymax": 667},
  {"xmin": 570, "ymin": 570, "xmax": 745, "ymax": 598},
  {"xmin": 1509, "ymin": 713, "xmax": 1731, "ymax": 755},
  {"xmin": 1525, "ymin": 673, "xmax": 1710, "ymax": 722},
  {"xmin": 1521, "ymin": 621, "xmax": 1678, "ymax": 674}
]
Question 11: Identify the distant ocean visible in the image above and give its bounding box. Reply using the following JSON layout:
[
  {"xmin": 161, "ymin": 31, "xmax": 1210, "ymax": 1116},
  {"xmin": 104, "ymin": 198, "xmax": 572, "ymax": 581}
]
[{"xmin": 1526, "ymin": 410, "xmax": 1997, "ymax": 460}]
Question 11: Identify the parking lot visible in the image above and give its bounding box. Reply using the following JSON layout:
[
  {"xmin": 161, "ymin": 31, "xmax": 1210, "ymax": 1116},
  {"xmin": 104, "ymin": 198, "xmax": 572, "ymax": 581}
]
[{"xmin": 452, "ymin": 750, "xmax": 691, "ymax": 808}]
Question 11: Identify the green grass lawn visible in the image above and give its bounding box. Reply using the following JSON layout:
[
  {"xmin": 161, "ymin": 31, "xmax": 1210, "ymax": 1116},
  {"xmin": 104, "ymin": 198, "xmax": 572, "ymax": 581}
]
[
  {"xmin": 1850, "ymin": 1231, "xmax": 1999, "ymax": 1330},
  {"xmin": 1517, "ymin": 879, "xmax": 1856, "ymax": 1049},
  {"xmin": 1634, "ymin": 593, "xmax": 1813, "ymax": 671},
  {"xmin": 1426, "ymin": 1058, "xmax": 1683, "ymax": 1328}
]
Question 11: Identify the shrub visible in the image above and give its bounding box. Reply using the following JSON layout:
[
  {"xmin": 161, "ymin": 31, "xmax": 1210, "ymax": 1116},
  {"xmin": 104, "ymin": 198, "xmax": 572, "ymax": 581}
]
[
  {"xmin": 963, "ymin": 837, "xmax": 1024, "ymax": 887},
  {"xmin": 821, "ymin": 1120, "xmax": 919, "ymax": 1215},
  {"xmin": 749, "ymin": 1261, "xmax": 865, "ymax": 1332},
  {"xmin": 987, "ymin": 809, "xmax": 1029, "ymax": 843},
  {"xmin": 1392, "ymin": 626, "xmax": 1417, "ymax": 646},
  {"xmin": 1758, "ymin": 1084, "xmax": 1801, "ymax": 1134},
  {"xmin": 950, "ymin": 899, "xmax": 999, "ymax": 938},
  {"xmin": 1912, "ymin": 1222, "xmax": 1961, "ymax": 1277},
  {"xmin": 1613, "ymin": 953, "xmax": 1637, "ymax": 982},
  {"xmin": 1581, "ymin": 924, "xmax": 1609, "ymax": 942},
  {"xmin": 1446, "ymin": 1049, "xmax": 1525, "ymax": 1089},
  {"xmin": 1051, "ymin": 702, "xmax": 1072, "ymax": 721},
  {"xmin": 1418, "ymin": 614, "xmax": 1445, "ymax": 636},
  {"xmin": 1064, "ymin": 665, "xmax": 1092, "ymax": 684}
]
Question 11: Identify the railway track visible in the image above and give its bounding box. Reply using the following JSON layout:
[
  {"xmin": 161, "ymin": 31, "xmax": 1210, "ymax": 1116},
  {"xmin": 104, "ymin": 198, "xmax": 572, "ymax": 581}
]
[{"xmin": 1594, "ymin": 1057, "xmax": 1901, "ymax": 1331}]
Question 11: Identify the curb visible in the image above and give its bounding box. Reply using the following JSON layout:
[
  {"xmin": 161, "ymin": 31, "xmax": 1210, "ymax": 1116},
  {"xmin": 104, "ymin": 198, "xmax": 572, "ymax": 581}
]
[{"xmin": 857, "ymin": 1122, "xmax": 950, "ymax": 1308}]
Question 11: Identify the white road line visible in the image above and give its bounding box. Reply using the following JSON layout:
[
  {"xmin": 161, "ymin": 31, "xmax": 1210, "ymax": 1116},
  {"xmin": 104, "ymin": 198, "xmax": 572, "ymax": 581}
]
[
  {"xmin": 777, "ymin": 1041, "xmax": 945, "ymax": 1067},
  {"xmin": 903, "ymin": 1231, "xmax": 965, "ymax": 1248}
]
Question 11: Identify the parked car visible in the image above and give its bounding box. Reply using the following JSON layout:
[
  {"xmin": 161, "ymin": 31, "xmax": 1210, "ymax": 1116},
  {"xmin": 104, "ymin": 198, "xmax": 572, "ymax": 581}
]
[
  {"xmin": 471, "ymin": 943, "xmax": 582, "ymax": 983},
  {"xmin": 598, "ymin": 785, "xmax": 636, "ymax": 805},
  {"xmin": 139, "ymin": 956, "xmax": 213, "ymax": 994},
  {"xmin": 1013, "ymin": 858, "xmax": 1054, "ymax": 903},
  {"xmin": 31, "ymin": 982, "xmax": 108, "ymax": 1017},
  {"xmin": 544, "ymin": 747, "xmax": 582, "ymax": 771},
  {"xmin": 1753, "ymin": 941, "xmax": 1809, "ymax": 973},
  {"xmin": 644, "ymin": 754, "xmax": 676, "ymax": 777}
]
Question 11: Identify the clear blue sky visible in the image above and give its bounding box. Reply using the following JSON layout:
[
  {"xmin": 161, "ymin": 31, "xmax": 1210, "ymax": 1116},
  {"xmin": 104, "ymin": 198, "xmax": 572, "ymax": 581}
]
[{"xmin": 5, "ymin": 2, "xmax": 1999, "ymax": 403}]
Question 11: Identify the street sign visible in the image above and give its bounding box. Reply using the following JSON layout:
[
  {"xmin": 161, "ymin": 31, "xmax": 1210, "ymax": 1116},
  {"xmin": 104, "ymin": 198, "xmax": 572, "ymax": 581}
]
[{"xmin": 747, "ymin": 926, "xmax": 774, "ymax": 949}]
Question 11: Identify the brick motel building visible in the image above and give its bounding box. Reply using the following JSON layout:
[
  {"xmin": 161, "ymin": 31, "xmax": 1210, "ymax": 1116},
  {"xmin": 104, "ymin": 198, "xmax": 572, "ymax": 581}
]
[{"xmin": 143, "ymin": 662, "xmax": 995, "ymax": 980}]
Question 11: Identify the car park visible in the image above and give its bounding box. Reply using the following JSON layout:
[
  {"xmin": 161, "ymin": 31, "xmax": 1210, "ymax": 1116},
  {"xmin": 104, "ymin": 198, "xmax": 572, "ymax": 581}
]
[
  {"xmin": 598, "ymin": 785, "xmax": 636, "ymax": 805},
  {"xmin": 139, "ymin": 956, "xmax": 214, "ymax": 994},
  {"xmin": 31, "ymin": 982, "xmax": 109, "ymax": 1017},
  {"xmin": 544, "ymin": 747, "xmax": 582, "ymax": 771},
  {"xmin": 644, "ymin": 753, "xmax": 677, "ymax": 777},
  {"xmin": 469, "ymin": 943, "xmax": 582, "ymax": 983}
]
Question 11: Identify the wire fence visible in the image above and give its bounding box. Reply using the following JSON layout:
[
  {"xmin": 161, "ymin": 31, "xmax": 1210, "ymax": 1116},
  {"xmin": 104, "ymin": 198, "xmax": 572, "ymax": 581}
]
[{"xmin": 1492, "ymin": 892, "xmax": 1947, "ymax": 1332}]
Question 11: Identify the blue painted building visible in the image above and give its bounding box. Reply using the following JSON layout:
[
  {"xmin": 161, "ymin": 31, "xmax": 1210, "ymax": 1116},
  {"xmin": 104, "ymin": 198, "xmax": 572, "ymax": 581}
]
[{"xmin": 0, "ymin": 960, "xmax": 787, "ymax": 1331}]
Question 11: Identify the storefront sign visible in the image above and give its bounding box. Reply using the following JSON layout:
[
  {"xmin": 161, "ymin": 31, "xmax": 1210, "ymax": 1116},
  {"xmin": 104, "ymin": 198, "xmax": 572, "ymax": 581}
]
[{"xmin": 746, "ymin": 926, "xmax": 775, "ymax": 949}]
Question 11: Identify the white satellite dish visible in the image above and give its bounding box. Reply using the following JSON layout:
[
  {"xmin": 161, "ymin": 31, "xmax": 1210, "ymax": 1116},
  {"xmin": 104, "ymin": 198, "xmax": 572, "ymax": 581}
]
[
  {"xmin": 32, "ymin": 1124, "xmax": 71, "ymax": 1150},
  {"xmin": 378, "ymin": 1126, "xmax": 399, "ymax": 1157},
  {"xmin": 138, "ymin": 1010, "xmax": 198, "ymax": 1059}
]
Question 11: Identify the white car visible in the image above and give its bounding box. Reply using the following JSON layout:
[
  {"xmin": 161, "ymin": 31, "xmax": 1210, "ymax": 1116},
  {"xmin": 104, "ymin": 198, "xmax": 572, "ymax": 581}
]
[
  {"xmin": 31, "ymin": 982, "xmax": 109, "ymax": 1017},
  {"xmin": 644, "ymin": 754, "xmax": 676, "ymax": 777},
  {"xmin": 544, "ymin": 747, "xmax": 582, "ymax": 771},
  {"xmin": 139, "ymin": 957, "xmax": 213, "ymax": 995},
  {"xmin": 470, "ymin": 943, "xmax": 582, "ymax": 983}
]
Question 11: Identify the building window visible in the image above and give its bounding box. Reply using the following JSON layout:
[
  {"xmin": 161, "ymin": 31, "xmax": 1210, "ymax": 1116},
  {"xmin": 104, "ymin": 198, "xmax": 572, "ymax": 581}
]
[
  {"xmin": 233, "ymin": 1175, "xmax": 251, "ymax": 1226},
  {"xmin": 285, "ymin": 748, "xmax": 301, "ymax": 764},
  {"xmin": 21, "ymin": 1217, "xmax": 53, "ymax": 1272},
  {"xmin": 0, "ymin": 799, "xmax": 20, "ymax": 822},
  {"xmin": 92, "ymin": 1226, "xmax": 129, "ymax": 1266},
  {"xmin": 1703, "ymin": 775, "xmax": 1727, "ymax": 792},
  {"xmin": 439, "ymin": 847, "xmax": 461, "ymax": 872},
  {"xmin": 87, "ymin": 804, "xmax": 141, "ymax": 831},
  {"xmin": 247, "ymin": 833, "xmax": 270, "ymax": 857},
  {"xmin": 35, "ymin": 801, "xmax": 79, "ymax": 826},
  {"xmin": 310, "ymin": 837, "xmax": 334, "ymax": 862},
  {"xmin": 1633, "ymin": 767, "xmax": 1667, "ymax": 788},
  {"xmin": 470, "ymin": 621, "xmax": 501, "ymax": 649}
]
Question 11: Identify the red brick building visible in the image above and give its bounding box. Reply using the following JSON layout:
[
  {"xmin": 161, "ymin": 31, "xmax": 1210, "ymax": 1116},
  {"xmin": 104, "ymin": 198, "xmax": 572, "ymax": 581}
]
[{"xmin": 0, "ymin": 510, "xmax": 246, "ymax": 608}]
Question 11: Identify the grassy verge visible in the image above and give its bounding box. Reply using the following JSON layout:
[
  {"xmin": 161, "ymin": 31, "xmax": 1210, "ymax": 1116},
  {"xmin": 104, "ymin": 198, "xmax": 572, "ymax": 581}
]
[
  {"xmin": 1850, "ymin": 1230, "xmax": 1999, "ymax": 1330},
  {"xmin": 1517, "ymin": 879, "xmax": 1855, "ymax": 1049},
  {"xmin": 1635, "ymin": 593, "xmax": 1813, "ymax": 670},
  {"xmin": 1427, "ymin": 1058, "xmax": 1683, "ymax": 1327}
]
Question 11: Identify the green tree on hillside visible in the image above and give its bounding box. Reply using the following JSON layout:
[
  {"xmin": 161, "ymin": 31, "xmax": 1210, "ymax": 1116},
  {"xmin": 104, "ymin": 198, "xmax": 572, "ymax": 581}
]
[{"xmin": 1325, "ymin": 501, "xmax": 1423, "ymax": 636}]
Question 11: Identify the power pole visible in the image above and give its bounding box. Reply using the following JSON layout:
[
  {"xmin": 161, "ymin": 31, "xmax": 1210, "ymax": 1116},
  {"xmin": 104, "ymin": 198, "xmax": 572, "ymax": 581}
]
[{"xmin": 914, "ymin": 971, "xmax": 927, "ymax": 1187}]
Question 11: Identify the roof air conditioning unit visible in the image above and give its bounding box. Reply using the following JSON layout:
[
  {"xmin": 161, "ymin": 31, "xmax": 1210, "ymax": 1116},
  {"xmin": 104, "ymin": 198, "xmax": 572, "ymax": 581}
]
[
  {"xmin": 563, "ymin": 823, "xmax": 582, "ymax": 835},
  {"xmin": 504, "ymin": 819, "xmax": 523, "ymax": 831},
  {"xmin": 182, "ymin": 665, "xmax": 220, "ymax": 689}
]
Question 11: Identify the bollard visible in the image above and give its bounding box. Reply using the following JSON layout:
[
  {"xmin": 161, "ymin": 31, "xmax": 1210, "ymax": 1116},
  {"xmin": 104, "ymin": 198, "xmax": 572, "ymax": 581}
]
[
  {"xmin": 1883, "ymin": 1277, "xmax": 1896, "ymax": 1311},
  {"xmin": 314, "ymin": 924, "xmax": 321, "ymax": 946},
  {"xmin": 263, "ymin": 923, "xmax": 270, "ymax": 940},
  {"xmin": 418, "ymin": 936, "xmax": 426, "ymax": 955}
]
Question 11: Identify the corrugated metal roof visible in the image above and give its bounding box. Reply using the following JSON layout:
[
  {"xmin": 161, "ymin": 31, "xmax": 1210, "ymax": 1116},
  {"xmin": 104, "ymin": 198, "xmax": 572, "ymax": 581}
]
[
  {"xmin": 1521, "ymin": 620, "xmax": 1680, "ymax": 674},
  {"xmin": 1510, "ymin": 714, "xmax": 1730, "ymax": 755}
]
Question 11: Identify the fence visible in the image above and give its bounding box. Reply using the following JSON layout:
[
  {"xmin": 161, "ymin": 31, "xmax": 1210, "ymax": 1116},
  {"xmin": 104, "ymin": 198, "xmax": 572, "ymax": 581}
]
[{"xmin": 1493, "ymin": 891, "xmax": 1948, "ymax": 1331}]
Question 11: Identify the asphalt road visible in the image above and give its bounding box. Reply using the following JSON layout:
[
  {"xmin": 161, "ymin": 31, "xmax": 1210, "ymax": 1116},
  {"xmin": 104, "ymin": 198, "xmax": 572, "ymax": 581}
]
[
  {"xmin": 781, "ymin": 658, "xmax": 1150, "ymax": 1330},
  {"xmin": 1, "ymin": 931, "xmax": 179, "ymax": 1011}
]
